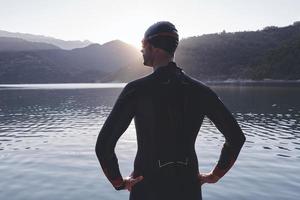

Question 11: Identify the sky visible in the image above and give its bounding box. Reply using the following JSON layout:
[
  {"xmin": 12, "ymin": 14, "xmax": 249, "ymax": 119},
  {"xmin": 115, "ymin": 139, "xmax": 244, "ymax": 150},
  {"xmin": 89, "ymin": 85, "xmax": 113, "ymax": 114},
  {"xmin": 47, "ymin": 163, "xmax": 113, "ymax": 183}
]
[{"xmin": 0, "ymin": 0, "xmax": 300, "ymax": 48}]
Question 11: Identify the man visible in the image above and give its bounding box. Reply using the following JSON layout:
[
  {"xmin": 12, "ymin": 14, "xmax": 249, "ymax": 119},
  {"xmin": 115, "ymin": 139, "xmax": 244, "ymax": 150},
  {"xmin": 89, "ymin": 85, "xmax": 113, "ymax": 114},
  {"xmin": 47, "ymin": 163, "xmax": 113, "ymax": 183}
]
[{"xmin": 95, "ymin": 21, "xmax": 246, "ymax": 200}]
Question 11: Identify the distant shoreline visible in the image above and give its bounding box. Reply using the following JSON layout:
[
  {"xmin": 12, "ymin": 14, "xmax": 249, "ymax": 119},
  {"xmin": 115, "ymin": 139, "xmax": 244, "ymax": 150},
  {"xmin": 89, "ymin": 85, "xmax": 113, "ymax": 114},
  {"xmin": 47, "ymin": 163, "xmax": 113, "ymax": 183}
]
[
  {"xmin": 205, "ymin": 79, "xmax": 300, "ymax": 85},
  {"xmin": 1, "ymin": 79, "xmax": 300, "ymax": 84},
  {"xmin": 207, "ymin": 79, "xmax": 300, "ymax": 83},
  {"xmin": 0, "ymin": 83, "xmax": 127, "ymax": 90},
  {"xmin": 0, "ymin": 80, "xmax": 300, "ymax": 90}
]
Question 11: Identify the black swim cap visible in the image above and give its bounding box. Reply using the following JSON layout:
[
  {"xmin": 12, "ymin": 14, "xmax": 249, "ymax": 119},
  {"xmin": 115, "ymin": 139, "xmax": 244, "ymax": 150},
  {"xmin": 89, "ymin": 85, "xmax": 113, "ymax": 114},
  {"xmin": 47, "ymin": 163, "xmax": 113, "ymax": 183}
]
[{"xmin": 143, "ymin": 21, "xmax": 179, "ymax": 55}]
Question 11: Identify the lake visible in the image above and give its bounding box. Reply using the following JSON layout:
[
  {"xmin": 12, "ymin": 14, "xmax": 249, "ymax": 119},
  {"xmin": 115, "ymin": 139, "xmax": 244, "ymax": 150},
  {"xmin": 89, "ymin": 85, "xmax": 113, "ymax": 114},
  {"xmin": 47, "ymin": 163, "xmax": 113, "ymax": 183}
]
[{"xmin": 0, "ymin": 83, "xmax": 299, "ymax": 200}]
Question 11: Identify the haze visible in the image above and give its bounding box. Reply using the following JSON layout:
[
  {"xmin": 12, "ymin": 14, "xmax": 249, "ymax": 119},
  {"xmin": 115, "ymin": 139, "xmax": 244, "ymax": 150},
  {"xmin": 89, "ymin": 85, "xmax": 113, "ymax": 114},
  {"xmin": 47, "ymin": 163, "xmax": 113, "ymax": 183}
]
[{"xmin": 0, "ymin": 0, "xmax": 299, "ymax": 47}]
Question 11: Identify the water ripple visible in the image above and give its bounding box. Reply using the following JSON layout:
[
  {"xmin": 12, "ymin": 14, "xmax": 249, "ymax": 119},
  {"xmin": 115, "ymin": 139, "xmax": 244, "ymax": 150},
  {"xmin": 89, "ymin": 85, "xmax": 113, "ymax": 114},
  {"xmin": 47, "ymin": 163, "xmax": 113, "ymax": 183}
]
[{"xmin": 0, "ymin": 85, "xmax": 300, "ymax": 200}]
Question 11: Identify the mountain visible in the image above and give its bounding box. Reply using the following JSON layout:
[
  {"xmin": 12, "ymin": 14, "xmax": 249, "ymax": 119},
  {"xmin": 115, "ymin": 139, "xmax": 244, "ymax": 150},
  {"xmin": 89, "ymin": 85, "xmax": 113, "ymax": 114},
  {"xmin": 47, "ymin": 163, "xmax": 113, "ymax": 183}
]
[
  {"xmin": 0, "ymin": 30, "xmax": 92, "ymax": 50},
  {"xmin": 0, "ymin": 37, "xmax": 60, "ymax": 52},
  {"xmin": 98, "ymin": 22, "xmax": 300, "ymax": 82},
  {"xmin": 0, "ymin": 40, "xmax": 142, "ymax": 83},
  {"xmin": 100, "ymin": 57, "xmax": 152, "ymax": 82},
  {"xmin": 175, "ymin": 21, "xmax": 300, "ymax": 81},
  {"xmin": 69, "ymin": 40, "xmax": 141, "ymax": 72},
  {"xmin": 1, "ymin": 22, "xmax": 300, "ymax": 84},
  {"xmin": 248, "ymin": 32, "xmax": 300, "ymax": 80}
]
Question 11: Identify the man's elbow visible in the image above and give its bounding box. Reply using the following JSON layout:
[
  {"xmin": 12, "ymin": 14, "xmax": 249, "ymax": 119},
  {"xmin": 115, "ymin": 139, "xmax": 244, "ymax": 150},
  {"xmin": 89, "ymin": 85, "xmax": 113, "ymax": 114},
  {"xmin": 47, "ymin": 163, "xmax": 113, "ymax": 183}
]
[
  {"xmin": 238, "ymin": 132, "xmax": 246, "ymax": 148},
  {"xmin": 241, "ymin": 132, "xmax": 246, "ymax": 144},
  {"xmin": 95, "ymin": 139, "xmax": 104, "ymax": 159},
  {"xmin": 231, "ymin": 131, "xmax": 246, "ymax": 150},
  {"xmin": 95, "ymin": 136, "xmax": 111, "ymax": 162}
]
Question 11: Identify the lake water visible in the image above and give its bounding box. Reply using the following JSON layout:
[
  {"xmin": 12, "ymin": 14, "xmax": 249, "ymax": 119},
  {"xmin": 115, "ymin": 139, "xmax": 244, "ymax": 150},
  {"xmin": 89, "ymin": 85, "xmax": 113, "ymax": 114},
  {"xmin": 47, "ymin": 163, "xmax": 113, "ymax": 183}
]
[{"xmin": 0, "ymin": 83, "xmax": 299, "ymax": 200}]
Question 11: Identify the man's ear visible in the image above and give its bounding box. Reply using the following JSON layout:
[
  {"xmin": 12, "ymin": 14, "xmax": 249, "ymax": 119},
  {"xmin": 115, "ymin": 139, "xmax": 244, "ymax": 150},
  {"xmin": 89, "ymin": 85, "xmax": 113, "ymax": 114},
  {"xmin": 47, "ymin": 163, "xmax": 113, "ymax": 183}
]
[
  {"xmin": 151, "ymin": 45, "xmax": 160, "ymax": 54},
  {"xmin": 155, "ymin": 47, "xmax": 168, "ymax": 55}
]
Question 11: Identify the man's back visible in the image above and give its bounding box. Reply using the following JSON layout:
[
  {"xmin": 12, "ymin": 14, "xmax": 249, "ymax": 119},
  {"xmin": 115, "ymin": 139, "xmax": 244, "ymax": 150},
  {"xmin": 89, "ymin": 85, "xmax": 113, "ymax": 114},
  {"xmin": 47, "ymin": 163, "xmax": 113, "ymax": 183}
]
[
  {"xmin": 131, "ymin": 62, "xmax": 207, "ymax": 175},
  {"xmin": 95, "ymin": 61, "xmax": 245, "ymax": 200}
]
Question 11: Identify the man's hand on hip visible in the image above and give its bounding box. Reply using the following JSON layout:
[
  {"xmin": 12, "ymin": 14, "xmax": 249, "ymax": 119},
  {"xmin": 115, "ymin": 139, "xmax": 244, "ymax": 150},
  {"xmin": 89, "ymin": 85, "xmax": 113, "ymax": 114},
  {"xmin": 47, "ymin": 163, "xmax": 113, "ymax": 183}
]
[
  {"xmin": 124, "ymin": 175, "xmax": 144, "ymax": 191},
  {"xmin": 198, "ymin": 172, "xmax": 220, "ymax": 186}
]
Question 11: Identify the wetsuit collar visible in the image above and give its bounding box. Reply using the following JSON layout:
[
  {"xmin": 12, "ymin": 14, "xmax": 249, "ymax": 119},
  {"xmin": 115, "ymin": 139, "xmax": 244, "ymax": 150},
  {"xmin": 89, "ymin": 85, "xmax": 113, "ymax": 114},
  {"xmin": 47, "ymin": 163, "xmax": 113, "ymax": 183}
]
[{"xmin": 153, "ymin": 61, "xmax": 182, "ymax": 74}]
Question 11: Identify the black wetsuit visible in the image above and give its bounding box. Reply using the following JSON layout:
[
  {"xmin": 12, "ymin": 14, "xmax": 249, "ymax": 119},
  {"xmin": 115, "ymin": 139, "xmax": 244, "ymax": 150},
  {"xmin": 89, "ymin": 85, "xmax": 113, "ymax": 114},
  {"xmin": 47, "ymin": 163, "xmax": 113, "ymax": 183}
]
[{"xmin": 95, "ymin": 61, "xmax": 246, "ymax": 200}]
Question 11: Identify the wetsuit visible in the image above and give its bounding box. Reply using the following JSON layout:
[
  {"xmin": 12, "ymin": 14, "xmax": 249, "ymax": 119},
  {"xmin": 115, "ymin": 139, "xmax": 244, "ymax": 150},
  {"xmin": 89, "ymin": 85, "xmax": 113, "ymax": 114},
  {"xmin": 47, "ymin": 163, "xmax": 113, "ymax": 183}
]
[{"xmin": 95, "ymin": 61, "xmax": 246, "ymax": 200}]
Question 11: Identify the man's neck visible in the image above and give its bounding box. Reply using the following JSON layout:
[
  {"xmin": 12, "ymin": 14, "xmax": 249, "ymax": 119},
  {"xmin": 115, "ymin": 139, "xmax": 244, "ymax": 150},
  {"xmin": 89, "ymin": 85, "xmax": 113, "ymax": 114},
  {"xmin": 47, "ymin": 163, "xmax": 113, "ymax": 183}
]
[{"xmin": 153, "ymin": 58, "xmax": 174, "ymax": 71}]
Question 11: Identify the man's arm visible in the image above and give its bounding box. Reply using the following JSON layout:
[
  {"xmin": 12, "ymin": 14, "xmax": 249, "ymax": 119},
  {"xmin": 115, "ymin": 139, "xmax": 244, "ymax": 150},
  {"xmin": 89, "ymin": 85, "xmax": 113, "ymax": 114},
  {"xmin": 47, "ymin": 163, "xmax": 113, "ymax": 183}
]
[
  {"xmin": 204, "ymin": 88, "xmax": 246, "ymax": 180},
  {"xmin": 95, "ymin": 83, "xmax": 136, "ymax": 190}
]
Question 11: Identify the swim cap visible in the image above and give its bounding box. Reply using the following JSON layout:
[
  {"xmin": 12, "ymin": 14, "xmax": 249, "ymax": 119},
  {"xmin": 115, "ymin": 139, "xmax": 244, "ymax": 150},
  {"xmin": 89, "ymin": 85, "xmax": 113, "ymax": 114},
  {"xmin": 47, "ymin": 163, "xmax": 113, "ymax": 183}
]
[{"xmin": 143, "ymin": 21, "xmax": 179, "ymax": 55}]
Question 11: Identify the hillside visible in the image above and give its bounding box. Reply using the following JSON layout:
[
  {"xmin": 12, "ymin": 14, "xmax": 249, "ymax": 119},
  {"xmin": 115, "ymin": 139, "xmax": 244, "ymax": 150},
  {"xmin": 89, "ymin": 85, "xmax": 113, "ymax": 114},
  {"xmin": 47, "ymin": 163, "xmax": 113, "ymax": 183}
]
[
  {"xmin": 0, "ymin": 37, "xmax": 60, "ymax": 52},
  {"xmin": 0, "ymin": 30, "xmax": 92, "ymax": 50},
  {"xmin": 175, "ymin": 21, "xmax": 300, "ymax": 81},
  {"xmin": 0, "ymin": 40, "xmax": 141, "ymax": 83},
  {"xmin": 0, "ymin": 22, "xmax": 300, "ymax": 83}
]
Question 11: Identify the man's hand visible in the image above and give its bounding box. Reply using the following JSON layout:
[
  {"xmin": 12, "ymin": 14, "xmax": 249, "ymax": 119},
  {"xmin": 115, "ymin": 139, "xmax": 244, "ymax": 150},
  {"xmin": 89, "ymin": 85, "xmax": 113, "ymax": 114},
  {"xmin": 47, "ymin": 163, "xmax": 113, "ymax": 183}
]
[
  {"xmin": 124, "ymin": 175, "xmax": 144, "ymax": 191},
  {"xmin": 198, "ymin": 172, "xmax": 220, "ymax": 186}
]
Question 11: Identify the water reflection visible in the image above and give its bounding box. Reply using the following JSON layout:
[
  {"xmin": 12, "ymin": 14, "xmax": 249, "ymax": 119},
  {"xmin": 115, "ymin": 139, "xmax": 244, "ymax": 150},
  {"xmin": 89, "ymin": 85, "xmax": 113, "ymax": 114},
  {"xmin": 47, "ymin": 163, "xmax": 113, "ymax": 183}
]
[{"xmin": 0, "ymin": 84, "xmax": 299, "ymax": 200}]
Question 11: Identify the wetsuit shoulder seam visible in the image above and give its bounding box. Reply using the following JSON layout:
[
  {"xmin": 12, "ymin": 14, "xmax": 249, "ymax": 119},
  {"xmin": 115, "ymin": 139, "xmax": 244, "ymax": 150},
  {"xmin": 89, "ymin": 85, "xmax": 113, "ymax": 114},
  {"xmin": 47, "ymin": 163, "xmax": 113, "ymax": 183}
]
[{"xmin": 126, "ymin": 73, "xmax": 156, "ymax": 91}]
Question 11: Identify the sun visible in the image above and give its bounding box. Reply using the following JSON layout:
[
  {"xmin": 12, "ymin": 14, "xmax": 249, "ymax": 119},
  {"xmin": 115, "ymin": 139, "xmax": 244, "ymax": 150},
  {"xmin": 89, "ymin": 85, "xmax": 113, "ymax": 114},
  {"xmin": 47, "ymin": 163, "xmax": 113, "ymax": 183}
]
[{"xmin": 120, "ymin": 37, "xmax": 143, "ymax": 50}]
